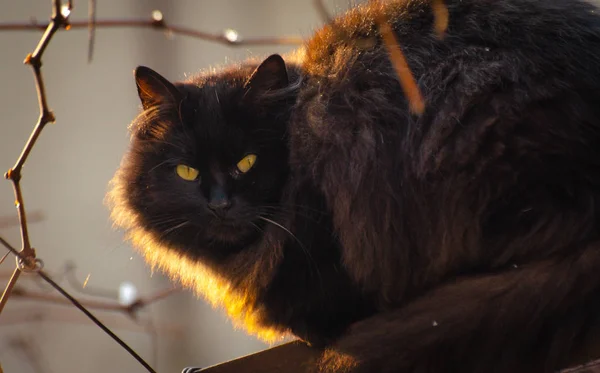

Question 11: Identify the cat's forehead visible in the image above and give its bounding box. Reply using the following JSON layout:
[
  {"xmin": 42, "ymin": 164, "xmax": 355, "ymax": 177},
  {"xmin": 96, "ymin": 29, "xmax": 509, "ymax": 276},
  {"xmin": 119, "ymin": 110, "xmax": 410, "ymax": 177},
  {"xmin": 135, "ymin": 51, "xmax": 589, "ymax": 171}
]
[
  {"xmin": 175, "ymin": 87, "xmax": 255, "ymax": 157},
  {"xmin": 162, "ymin": 63, "xmax": 265, "ymax": 157}
]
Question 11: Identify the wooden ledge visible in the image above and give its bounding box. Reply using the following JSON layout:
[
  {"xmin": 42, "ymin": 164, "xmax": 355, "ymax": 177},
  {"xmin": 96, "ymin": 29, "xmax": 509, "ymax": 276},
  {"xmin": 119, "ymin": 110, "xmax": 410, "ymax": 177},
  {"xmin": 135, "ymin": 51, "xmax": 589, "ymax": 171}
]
[{"xmin": 184, "ymin": 340, "xmax": 600, "ymax": 373}]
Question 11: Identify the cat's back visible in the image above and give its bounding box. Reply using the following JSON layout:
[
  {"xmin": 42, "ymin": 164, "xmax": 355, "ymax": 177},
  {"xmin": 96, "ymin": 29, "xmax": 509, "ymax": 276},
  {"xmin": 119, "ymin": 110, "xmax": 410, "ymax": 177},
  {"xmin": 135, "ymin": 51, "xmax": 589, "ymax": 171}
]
[
  {"xmin": 303, "ymin": 0, "xmax": 600, "ymax": 89},
  {"xmin": 289, "ymin": 0, "xmax": 600, "ymax": 301}
]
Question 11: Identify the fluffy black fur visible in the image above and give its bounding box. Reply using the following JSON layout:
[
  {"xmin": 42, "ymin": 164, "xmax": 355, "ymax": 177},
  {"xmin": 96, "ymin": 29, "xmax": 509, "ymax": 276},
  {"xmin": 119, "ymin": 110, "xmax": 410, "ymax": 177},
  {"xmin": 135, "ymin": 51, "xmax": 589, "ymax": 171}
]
[
  {"xmin": 108, "ymin": 0, "xmax": 600, "ymax": 372},
  {"xmin": 109, "ymin": 56, "xmax": 374, "ymax": 346}
]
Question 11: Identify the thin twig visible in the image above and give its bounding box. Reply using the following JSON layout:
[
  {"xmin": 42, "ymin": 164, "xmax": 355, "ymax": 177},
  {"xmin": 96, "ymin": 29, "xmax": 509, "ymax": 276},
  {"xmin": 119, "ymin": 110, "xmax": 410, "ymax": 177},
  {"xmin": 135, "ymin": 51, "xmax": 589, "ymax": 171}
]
[
  {"xmin": 144, "ymin": 314, "xmax": 159, "ymax": 368},
  {"xmin": 0, "ymin": 0, "xmax": 69, "ymax": 320},
  {"xmin": 63, "ymin": 261, "xmax": 119, "ymax": 299},
  {"xmin": 87, "ymin": 0, "xmax": 96, "ymax": 62},
  {"xmin": 0, "ymin": 252, "xmax": 10, "ymax": 266},
  {"xmin": 314, "ymin": 0, "xmax": 427, "ymax": 114},
  {"xmin": 8, "ymin": 336, "xmax": 50, "ymax": 373},
  {"xmin": 0, "ymin": 236, "xmax": 156, "ymax": 373},
  {"xmin": 3, "ymin": 0, "xmax": 69, "ymax": 268},
  {"xmin": 0, "ymin": 211, "xmax": 44, "ymax": 229},
  {"xmin": 0, "ymin": 16, "xmax": 304, "ymax": 46},
  {"xmin": 369, "ymin": 0, "xmax": 425, "ymax": 114},
  {"xmin": 431, "ymin": 0, "xmax": 449, "ymax": 38},
  {"xmin": 314, "ymin": 0, "xmax": 449, "ymax": 115},
  {"xmin": 1, "ymin": 309, "xmax": 183, "ymax": 335},
  {"xmin": 376, "ymin": 16, "xmax": 425, "ymax": 114},
  {"xmin": 0, "ymin": 268, "xmax": 21, "ymax": 313},
  {"xmin": 313, "ymin": 0, "xmax": 334, "ymax": 24},
  {"xmin": 11, "ymin": 285, "xmax": 180, "ymax": 314}
]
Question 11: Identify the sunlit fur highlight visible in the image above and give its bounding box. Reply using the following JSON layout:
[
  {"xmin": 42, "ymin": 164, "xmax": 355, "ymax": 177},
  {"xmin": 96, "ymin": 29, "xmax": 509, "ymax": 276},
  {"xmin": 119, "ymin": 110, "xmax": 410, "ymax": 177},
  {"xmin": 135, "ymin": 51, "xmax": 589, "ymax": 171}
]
[
  {"xmin": 319, "ymin": 349, "xmax": 359, "ymax": 373},
  {"xmin": 106, "ymin": 162, "xmax": 291, "ymax": 343},
  {"xmin": 105, "ymin": 46, "xmax": 316, "ymax": 344}
]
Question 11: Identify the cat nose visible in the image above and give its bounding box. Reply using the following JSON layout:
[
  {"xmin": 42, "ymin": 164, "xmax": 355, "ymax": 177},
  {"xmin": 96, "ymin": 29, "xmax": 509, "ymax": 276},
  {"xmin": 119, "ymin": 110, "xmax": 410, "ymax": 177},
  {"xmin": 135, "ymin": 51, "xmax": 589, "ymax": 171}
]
[
  {"xmin": 207, "ymin": 199, "xmax": 231, "ymax": 212},
  {"xmin": 208, "ymin": 186, "xmax": 231, "ymax": 214}
]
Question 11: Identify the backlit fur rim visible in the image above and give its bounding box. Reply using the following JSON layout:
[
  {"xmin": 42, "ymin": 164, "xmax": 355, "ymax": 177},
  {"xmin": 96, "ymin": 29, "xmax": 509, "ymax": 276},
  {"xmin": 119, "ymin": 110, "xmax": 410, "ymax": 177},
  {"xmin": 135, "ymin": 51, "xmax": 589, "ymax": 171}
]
[
  {"xmin": 104, "ymin": 49, "xmax": 308, "ymax": 343},
  {"xmin": 105, "ymin": 155, "xmax": 290, "ymax": 343}
]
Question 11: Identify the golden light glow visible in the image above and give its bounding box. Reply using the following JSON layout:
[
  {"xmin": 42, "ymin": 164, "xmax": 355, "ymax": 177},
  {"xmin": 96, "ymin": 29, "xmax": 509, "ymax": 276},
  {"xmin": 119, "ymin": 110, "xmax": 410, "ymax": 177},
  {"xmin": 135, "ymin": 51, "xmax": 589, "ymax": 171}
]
[
  {"xmin": 320, "ymin": 349, "xmax": 359, "ymax": 373},
  {"xmin": 236, "ymin": 154, "xmax": 257, "ymax": 174},
  {"xmin": 176, "ymin": 164, "xmax": 200, "ymax": 181},
  {"xmin": 107, "ymin": 51, "xmax": 307, "ymax": 343},
  {"xmin": 105, "ymin": 161, "xmax": 290, "ymax": 343}
]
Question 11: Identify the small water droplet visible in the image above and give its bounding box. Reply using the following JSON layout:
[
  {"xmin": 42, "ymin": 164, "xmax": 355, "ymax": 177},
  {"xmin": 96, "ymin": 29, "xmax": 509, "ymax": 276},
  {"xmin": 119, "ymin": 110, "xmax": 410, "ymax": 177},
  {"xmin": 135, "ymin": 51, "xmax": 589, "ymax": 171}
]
[
  {"xmin": 224, "ymin": 28, "xmax": 239, "ymax": 43},
  {"xmin": 485, "ymin": 47, "xmax": 490, "ymax": 51},
  {"xmin": 432, "ymin": 320, "xmax": 438, "ymax": 326},
  {"xmin": 60, "ymin": 4, "xmax": 71, "ymax": 18},
  {"xmin": 129, "ymin": 256, "xmax": 134, "ymax": 261},
  {"xmin": 152, "ymin": 10, "xmax": 163, "ymax": 22},
  {"xmin": 512, "ymin": 264, "xmax": 518, "ymax": 268},
  {"xmin": 118, "ymin": 282, "xmax": 138, "ymax": 306}
]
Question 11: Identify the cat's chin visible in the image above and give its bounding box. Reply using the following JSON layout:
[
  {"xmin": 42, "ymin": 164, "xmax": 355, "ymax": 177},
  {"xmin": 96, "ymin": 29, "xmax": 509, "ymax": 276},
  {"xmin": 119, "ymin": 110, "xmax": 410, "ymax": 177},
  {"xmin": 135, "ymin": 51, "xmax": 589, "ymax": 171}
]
[{"xmin": 207, "ymin": 221, "xmax": 257, "ymax": 245}]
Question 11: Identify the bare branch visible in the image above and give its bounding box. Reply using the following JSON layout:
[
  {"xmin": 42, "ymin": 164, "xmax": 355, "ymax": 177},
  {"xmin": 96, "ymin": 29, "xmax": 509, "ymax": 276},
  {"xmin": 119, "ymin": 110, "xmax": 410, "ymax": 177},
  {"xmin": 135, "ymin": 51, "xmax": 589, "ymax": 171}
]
[
  {"xmin": 356, "ymin": 0, "xmax": 420, "ymax": 115},
  {"xmin": 7, "ymin": 336, "xmax": 50, "ymax": 373},
  {"xmin": 0, "ymin": 211, "xmax": 45, "ymax": 230},
  {"xmin": 375, "ymin": 14, "xmax": 425, "ymax": 114},
  {"xmin": 63, "ymin": 261, "xmax": 118, "ymax": 299},
  {"xmin": 1, "ymin": 236, "xmax": 156, "ymax": 372},
  {"xmin": 313, "ymin": 0, "xmax": 334, "ymax": 24},
  {"xmin": 3, "ymin": 0, "xmax": 70, "ymax": 271},
  {"xmin": 11, "ymin": 286, "xmax": 180, "ymax": 314},
  {"xmin": 431, "ymin": 0, "xmax": 449, "ymax": 38},
  {"xmin": 0, "ymin": 252, "xmax": 9, "ymax": 266},
  {"xmin": 1, "ymin": 309, "xmax": 184, "ymax": 335},
  {"xmin": 0, "ymin": 268, "xmax": 21, "ymax": 313},
  {"xmin": 87, "ymin": 0, "xmax": 96, "ymax": 62},
  {"xmin": 0, "ymin": 15, "xmax": 304, "ymax": 47}
]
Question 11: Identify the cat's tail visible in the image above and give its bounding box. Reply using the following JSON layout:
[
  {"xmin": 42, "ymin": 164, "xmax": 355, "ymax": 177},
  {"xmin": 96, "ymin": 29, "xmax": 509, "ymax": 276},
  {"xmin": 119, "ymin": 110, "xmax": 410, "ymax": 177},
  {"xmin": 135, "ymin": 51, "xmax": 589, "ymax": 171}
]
[{"xmin": 319, "ymin": 242, "xmax": 600, "ymax": 373}]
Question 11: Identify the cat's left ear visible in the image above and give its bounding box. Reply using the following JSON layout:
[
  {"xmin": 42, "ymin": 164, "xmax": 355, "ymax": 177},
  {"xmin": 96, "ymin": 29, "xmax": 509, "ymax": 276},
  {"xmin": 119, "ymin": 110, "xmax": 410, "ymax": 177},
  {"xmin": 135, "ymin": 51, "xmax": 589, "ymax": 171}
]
[
  {"xmin": 134, "ymin": 66, "xmax": 182, "ymax": 110},
  {"xmin": 244, "ymin": 54, "xmax": 289, "ymax": 97}
]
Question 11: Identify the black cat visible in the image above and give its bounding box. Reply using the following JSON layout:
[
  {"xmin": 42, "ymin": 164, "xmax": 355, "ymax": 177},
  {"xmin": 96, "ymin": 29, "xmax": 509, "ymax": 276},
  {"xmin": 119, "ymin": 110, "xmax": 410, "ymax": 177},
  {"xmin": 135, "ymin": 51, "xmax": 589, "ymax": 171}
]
[
  {"xmin": 107, "ymin": 0, "xmax": 600, "ymax": 372},
  {"xmin": 107, "ymin": 55, "xmax": 374, "ymax": 346}
]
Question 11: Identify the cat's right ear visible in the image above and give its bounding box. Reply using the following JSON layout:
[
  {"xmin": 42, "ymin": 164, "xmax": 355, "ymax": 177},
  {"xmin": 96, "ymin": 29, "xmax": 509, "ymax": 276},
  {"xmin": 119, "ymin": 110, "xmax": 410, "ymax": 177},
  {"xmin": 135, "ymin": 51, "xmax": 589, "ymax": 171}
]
[
  {"xmin": 244, "ymin": 54, "xmax": 289, "ymax": 99},
  {"xmin": 134, "ymin": 66, "xmax": 182, "ymax": 110}
]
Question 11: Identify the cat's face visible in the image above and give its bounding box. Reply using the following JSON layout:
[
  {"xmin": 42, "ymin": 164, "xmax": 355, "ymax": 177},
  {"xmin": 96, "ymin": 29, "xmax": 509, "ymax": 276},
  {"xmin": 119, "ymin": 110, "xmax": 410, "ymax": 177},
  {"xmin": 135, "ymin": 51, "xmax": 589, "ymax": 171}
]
[{"xmin": 120, "ymin": 55, "xmax": 292, "ymax": 259}]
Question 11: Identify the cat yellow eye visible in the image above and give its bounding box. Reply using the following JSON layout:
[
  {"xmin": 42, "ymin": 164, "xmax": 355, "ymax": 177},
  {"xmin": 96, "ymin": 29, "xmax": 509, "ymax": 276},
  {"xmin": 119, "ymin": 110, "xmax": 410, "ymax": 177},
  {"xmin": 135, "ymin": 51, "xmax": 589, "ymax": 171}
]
[
  {"xmin": 176, "ymin": 164, "xmax": 200, "ymax": 181},
  {"xmin": 236, "ymin": 154, "xmax": 257, "ymax": 174}
]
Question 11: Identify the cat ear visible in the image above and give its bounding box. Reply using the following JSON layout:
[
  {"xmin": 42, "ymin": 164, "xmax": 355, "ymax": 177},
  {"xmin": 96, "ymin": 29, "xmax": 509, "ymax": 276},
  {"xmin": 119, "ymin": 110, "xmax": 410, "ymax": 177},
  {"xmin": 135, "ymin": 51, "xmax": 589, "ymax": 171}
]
[
  {"xmin": 244, "ymin": 54, "xmax": 289, "ymax": 97},
  {"xmin": 134, "ymin": 66, "xmax": 182, "ymax": 110}
]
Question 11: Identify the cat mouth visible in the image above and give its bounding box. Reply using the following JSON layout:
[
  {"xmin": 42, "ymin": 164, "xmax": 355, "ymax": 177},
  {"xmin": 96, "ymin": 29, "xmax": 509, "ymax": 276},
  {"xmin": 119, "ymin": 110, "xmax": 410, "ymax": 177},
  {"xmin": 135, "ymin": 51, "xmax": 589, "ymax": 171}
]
[
  {"xmin": 211, "ymin": 217, "xmax": 242, "ymax": 228},
  {"xmin": 206, "ymin": 218, "xmax": 256, "ymax": 242}
]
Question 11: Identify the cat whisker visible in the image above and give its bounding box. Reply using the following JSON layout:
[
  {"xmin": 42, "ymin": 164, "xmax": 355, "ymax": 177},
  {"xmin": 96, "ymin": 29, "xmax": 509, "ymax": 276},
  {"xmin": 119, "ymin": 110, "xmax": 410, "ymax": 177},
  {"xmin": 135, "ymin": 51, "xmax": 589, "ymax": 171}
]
[
  {"xmin": 162, "ymin": 221, "xmax": 190, "ymax": 235},
  {"xmin": 148, "ymin": 158, "xmax": 177, "ymax": 173},
  {"xmin": 257, "ymin": 216, "xmax": 306, "ymax": 251},
  {"xmin": 249, "ymin": 221, "xmax": 265, "ymax": 234},
  {"xmin": 261, "ymin": 203, "xmax": 329, "ymax": 216},
  {"xmin": 257, "ymin": 215, "xmax": 323, "ymax": 286},
  {"xmin": 256, "ymin": 207, "xmax": 327, "ymax": 227}
]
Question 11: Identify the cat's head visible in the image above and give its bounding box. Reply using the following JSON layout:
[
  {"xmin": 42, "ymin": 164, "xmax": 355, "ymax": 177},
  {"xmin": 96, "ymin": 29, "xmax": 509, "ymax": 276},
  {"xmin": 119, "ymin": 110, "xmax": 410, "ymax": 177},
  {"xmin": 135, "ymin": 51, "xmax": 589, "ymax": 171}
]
[{"xmin": 109, "ymin": 54, "xmax": 296, "ymax": 261}]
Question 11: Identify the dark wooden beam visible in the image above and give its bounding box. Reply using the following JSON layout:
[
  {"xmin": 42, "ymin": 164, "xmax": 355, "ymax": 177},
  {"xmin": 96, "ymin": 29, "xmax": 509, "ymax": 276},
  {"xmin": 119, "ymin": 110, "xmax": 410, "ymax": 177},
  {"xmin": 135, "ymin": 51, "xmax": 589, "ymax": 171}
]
[
  {"xmin": 183, "ymin": 339, "xmax": 600, "ymax": 373},
  {"xmin": 183, "ymin": 340, "xmax": 320, "ymax": 373},
  {"xmin": 186, "ymin": 313, "xmax": 600, "ymax": 373}
]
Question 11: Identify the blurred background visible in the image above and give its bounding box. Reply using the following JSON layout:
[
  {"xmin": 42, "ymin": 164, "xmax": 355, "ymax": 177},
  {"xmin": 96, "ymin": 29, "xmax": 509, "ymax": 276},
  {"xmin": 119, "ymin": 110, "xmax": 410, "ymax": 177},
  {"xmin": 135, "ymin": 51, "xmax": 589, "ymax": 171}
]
[{"xmin": 0, "ymin": 1, "xmax": 357, "ymax": 372}]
